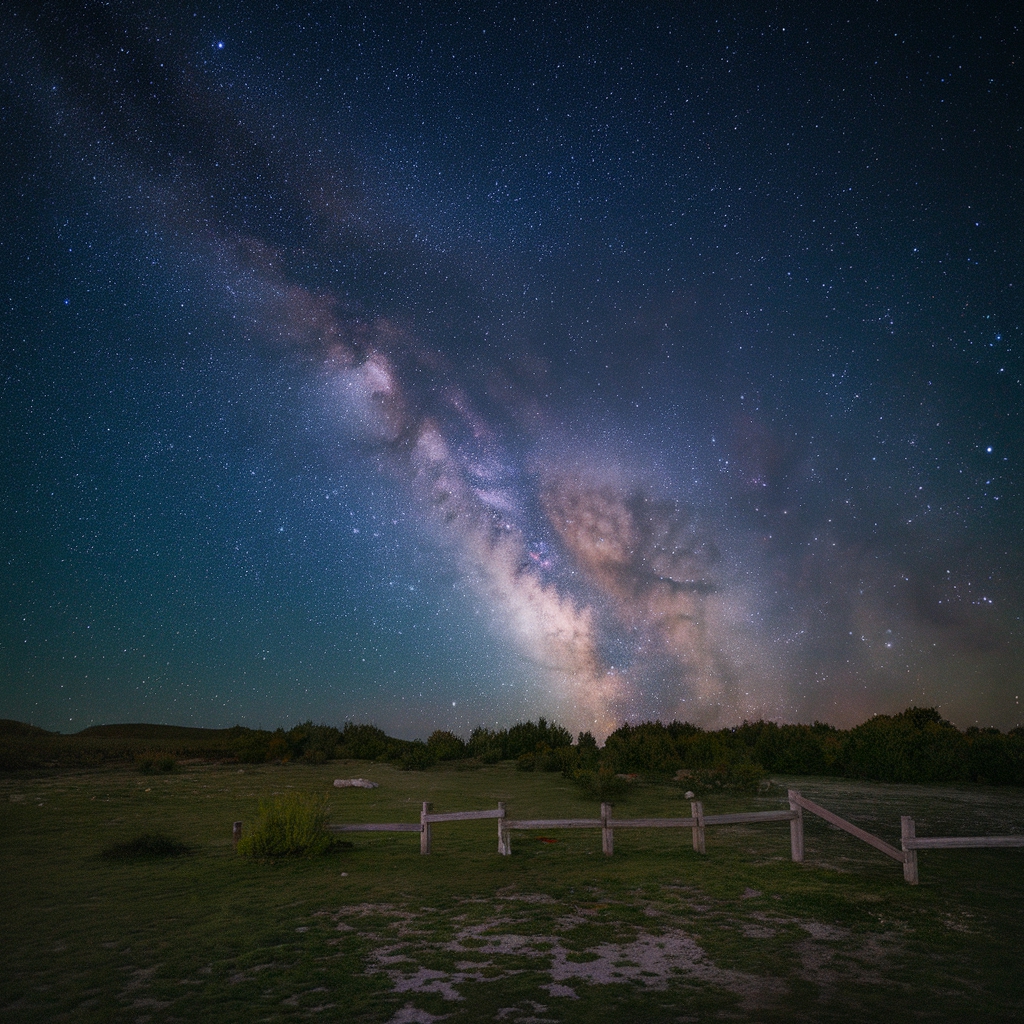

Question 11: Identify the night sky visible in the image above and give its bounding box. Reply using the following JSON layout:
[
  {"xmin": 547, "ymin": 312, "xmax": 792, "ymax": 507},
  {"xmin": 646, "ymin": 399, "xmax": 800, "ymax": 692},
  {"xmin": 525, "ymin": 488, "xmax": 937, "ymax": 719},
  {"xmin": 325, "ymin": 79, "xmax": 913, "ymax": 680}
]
[{"xmin": 2, "ymin": 3, "xmax": 1021, "ymax": 739}]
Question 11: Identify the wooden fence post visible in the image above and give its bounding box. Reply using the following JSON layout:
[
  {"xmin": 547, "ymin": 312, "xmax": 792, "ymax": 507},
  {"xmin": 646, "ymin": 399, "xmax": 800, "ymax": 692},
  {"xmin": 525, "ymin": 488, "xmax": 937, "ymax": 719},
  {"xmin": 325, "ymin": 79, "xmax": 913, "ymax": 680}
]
[
  {"xmin": 232, "ymin": 821, "xmax": 242, "ymax": 848},
  {"xmin": 902, "ymin": 816, "xmax": 919, "ymax": 885},
  {"xmin": 788, "ymin": 790, "xmax": 804, "ymax": 863},
  {"xmin": 691, "ymin": 801, "xmax": 706, "ymax": 854},
  {"xmin": 497, "ymin": 802, "xmax": 509, "ymax": 855},
  {"xmin": 601, "ymin": 802, "xmax": 614, "ymax": 856},
  {"xmin": 420, "ymin": 801, "xmax": 432, "ymax": 855}
]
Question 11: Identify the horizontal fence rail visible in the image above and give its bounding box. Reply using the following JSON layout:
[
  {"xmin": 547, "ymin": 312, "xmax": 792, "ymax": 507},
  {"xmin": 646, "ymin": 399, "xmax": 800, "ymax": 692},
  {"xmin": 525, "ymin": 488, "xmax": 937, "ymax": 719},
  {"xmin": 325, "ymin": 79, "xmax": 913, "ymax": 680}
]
[
  {"xmin": 425, "ymin": 808, "xmax": 504, "ymax": 823},
  {"xmin": 900, "ymin": 814, "xmax": 1024, "ymax": 884},
  {"xmin": 902, "ymin": 835, "xmax": 1024, "ymax": 850},
  {"xmin": 703, "ymin": 810, "xmax": 797, "ymax": 826},
  {"xmin": 607, "ymin": 817, "xmax": 696, "ymax": 829},
  {"xmin": 326, "ymin": 822, "xmax": 423, "ymax": 833},
  {"xmin": 233, "ymin": 790, "xmax": 1024, "ymax": 884},
  {"xmin": 505, "ymin": 818, "xmax": 603, "ymax": 830}
]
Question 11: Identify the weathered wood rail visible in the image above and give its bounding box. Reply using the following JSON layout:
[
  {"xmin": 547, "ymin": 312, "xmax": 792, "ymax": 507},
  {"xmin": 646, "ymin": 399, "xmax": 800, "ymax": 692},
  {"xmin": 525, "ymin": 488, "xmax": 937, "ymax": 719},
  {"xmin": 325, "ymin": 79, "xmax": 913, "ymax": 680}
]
[
  {"xmin": 899, "ymin": 814, "xmax": 1024, "ymax": 884},
  {"xmin": 325, "ymin": 802, "xmax": 509, "ymax": 854},
  {"xmin": 788, "ymin": 791, "xmax": 905, "ymax": 863},
  {"xmin": 237, "ymin": 788, "xmax": 1023, "ymax": 884},
  {"xmin": 499, "ymin": 802, "xmax": 804, "ymax": 857}
]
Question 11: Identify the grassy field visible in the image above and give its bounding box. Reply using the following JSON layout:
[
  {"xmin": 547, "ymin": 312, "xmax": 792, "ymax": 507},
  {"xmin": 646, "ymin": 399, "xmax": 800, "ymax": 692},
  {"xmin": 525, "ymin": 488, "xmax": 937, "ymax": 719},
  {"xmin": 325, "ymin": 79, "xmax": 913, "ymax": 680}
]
[{"xmin": 2, "ymin": 761, "xmax": 1022, "ymax": 1022}]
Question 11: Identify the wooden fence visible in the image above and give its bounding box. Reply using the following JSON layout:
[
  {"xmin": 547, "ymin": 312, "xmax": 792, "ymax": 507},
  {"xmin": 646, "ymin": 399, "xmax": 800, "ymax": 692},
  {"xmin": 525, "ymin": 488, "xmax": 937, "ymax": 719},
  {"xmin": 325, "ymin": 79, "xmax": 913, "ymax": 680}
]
[
  {"xmin": 326, "ymin": 801, "xmax": 507, "ymax": 855},
  {"xmin": 236, "ymin": 789, "xmax": 1024, "ymax": 884},
  {"xmin": 899, "ymin": 815, "xmax": 1024, "ymax": 884}
]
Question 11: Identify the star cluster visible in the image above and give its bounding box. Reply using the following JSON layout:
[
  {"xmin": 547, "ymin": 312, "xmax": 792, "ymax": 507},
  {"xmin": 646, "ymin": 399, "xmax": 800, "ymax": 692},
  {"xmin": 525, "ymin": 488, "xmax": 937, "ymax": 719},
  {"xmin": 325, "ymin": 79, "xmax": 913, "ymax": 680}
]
[{"xmin": 1, "ymin": 2, "xmax": 1021, "ymax": 737}]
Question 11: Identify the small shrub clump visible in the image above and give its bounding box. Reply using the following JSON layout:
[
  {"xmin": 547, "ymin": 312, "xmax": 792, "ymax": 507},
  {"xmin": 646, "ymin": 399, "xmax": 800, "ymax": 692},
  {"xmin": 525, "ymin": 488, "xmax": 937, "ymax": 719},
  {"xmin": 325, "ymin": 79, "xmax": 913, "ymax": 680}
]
[
  {"xmin": 675, "ymin": 761, "xmax": 766, "ymax": 795},
  {"xmin": 102, "ymin": 834, "xmax": 193, "ymax": 860},
  {"xmin": 236, "ymin": 792, "xmax": 332, "ymax": 858},
  {"xmin": 571, "ymin": 767, "xmax": 635, "ymax": 800},
  {"xmin": 136, "ymin": 753, "xmax": 178, "ymax": 774},
  {"xmin": 399, "ymin": 741, "xmax": 438, "ymax": 770}
]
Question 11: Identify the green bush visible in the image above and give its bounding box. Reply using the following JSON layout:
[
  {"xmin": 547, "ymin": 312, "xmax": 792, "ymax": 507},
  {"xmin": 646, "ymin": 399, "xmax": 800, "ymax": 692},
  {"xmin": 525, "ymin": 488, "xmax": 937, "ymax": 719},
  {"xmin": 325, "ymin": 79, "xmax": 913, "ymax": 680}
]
[
  {"xmin": 399, "ymin": 741, "xmax": 437, "ymax": 770},
  {"xmin": 236, "ymin": 792, "xmax": 332, "ymax": 858},
  {"xmin": 426, "ymin": 730, "xmax": 468, "ymax": 761}
]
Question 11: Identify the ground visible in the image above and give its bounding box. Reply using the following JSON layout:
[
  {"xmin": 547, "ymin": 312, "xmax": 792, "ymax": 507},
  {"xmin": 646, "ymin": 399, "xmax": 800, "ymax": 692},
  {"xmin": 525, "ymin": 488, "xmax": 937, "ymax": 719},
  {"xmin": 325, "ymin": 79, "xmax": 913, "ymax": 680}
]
[{"xmin": 2, "ymin": 762, "xmax": 1022, "ymax": 1021}]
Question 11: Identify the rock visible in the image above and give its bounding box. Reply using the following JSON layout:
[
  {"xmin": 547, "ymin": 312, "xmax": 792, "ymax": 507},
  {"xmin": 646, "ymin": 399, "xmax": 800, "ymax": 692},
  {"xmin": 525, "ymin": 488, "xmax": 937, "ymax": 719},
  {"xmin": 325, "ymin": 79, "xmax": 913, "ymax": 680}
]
[{"xmin": 334, "ymin": 778, "xmax": 378, "ymax": 789}]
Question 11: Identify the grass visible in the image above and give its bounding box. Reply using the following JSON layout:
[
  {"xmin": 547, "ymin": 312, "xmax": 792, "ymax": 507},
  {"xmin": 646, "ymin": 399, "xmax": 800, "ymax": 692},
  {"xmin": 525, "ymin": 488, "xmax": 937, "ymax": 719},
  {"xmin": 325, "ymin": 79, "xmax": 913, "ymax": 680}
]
[{"xmin": 2, "ymin": 761, "xmax": 1022, "ymax": 1022}]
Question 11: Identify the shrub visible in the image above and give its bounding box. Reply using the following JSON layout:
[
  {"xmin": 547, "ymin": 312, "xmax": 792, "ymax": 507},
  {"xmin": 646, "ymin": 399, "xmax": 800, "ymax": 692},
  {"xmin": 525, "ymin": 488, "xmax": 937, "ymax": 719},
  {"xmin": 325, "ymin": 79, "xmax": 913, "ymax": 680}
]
[
  {"xmin": 400, "ymin": 741, "xmax": 437, "ymax": 770},
  {"xmin": 531, "ymin": 744, "xmax": 563, "ymax": 771},
  {"xmin": 289, "ymin": 722, "xmax": 342, "ymax": 763},
  {"xmin": 678, "ymin": 760, "xmax": 766, "ymax": 794},
  {"xmin": 102, "ymin": 834, "xmax": 193, "ymax": 860},
  {"xmin": 236, "ymin": 792, "xmax": 332, "ymax": 858},
  {"xmin": 505, "ymin": 719, "xmax": 573, "ymax": 759},
  {"xmin": 426, "ymin": 730, "xmax": 467, "ymax": 761},
  {"xmin": 265, "ymin": 730, "xmax": 291, "ymax": 762},
  {"xmin": 234, "ymin": 730, "xmax": 272, "ymax": 763},
  {"xmin": 136, "ymin": 753, "xmax": 177, "ymax": 774},
  {"xmin": 840, "ymin": 707, "xmax": 969, "ymax": 783},
  {"xmin": 576, "ymin": 731, "xmax": 599, "ymax": 768},
  {"xmin": 337, "ymin": 722, "xmax": 399, "ymax": 761},
  {"xmin": 571, "ymin": 767, "xmax": 634, "ymax": 800},
  {"xmin": 603, "ymin": 722, "xmax": 683, "ymax": 774},
  {"xmin": 467, "ymin": 726, "xmax": 504, "ymax": 762}
]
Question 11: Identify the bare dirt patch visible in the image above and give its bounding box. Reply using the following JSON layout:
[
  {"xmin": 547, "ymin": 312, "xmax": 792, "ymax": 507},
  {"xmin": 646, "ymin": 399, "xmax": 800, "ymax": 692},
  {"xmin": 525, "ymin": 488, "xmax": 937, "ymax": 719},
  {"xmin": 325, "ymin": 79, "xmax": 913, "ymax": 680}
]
[{"xmin": 333, "ymin": 898, "xmax": 788, "ymax": 1012}]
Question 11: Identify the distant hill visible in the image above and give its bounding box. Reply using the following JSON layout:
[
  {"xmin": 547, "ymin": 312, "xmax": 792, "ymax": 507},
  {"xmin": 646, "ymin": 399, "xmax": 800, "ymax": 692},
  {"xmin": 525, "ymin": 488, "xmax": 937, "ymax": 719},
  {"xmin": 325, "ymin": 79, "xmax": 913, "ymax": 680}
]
[
  {"xmin": 74, "ymin": 723, "xmax": 244, "ymax": 741},
  {"xmin": 0, "ymin": 719, "xmax": 249, "ymax": 771},
  {"xmin": 0, "ymin": 719, "xmax": 245, "ymax": 741},
  {"xmin": 0, "ymin": 719, "xmax": 54, "ymax": 737}
]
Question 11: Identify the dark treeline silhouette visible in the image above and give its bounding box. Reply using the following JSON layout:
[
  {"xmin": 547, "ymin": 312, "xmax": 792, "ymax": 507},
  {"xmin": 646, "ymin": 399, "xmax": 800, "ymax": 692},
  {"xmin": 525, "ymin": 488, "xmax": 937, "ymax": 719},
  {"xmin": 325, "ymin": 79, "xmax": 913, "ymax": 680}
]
[
  {"xmin": 2, "ymin": 708, "xmax": 1022, "ymax": 786},
  {"xmin": 599, "ymin": 707, "xmax": 1024, "ymax": 786},
  {"xmin": 236, "ymin": 717, "xmax": 575, "ymax": 770}
]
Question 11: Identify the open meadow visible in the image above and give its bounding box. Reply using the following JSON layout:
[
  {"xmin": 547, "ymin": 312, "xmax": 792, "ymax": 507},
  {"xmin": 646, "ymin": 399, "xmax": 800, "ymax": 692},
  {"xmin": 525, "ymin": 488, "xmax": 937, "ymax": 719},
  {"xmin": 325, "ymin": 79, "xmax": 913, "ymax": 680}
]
[{"xmin": 2, "ymin": 761, "xmax": 1022, "ymax": 1022}]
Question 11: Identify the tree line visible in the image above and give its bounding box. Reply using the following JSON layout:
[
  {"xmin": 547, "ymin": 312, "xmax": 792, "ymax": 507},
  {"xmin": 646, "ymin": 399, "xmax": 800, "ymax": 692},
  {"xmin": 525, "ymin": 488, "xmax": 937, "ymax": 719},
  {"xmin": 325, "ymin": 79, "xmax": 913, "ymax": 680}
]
[
  {"xmin": 2, "ymin": 707, "xmax": 1022, "ymax": 786},
  {"xmin": 231, "ymin": 707, "xmax": 1024, "ymax": 786}
]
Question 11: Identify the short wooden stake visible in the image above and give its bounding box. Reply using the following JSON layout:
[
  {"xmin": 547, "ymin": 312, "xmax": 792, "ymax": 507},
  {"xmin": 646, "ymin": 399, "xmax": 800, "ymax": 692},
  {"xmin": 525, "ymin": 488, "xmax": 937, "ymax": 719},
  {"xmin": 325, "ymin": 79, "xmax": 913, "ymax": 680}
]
[
  {"xmin": 601, "ymin": 802, "xmax": 614, "ymax": 856},
  {"xmin": 691, "ymin": 801, "xmax": 706, "ymax": 854},
  {"xmin": 902, "ymin": 816, "xmax": 919, "ymax": 884},
  {"xmin": 232, "ymin": 820, "xmax": 242, "ymax": 848},
  {"xmin": 497, "ymin": 802, "xmax": 509, "ymax": 855},
  {"xmin": 420, "ymin": 801, "xmax": 432, "ymax": 855},
  {"xmin": 788, "ymin": 790, "xmax": 804, "ymax": 863}
]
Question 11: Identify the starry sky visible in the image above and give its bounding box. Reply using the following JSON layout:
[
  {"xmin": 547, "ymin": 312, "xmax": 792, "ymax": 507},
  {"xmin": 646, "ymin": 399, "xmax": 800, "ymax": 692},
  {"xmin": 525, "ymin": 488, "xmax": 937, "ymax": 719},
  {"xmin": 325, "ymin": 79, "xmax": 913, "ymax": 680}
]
[{"xmin": 1, "ymin": 2, "xmax": 1021, "ymax": 738}]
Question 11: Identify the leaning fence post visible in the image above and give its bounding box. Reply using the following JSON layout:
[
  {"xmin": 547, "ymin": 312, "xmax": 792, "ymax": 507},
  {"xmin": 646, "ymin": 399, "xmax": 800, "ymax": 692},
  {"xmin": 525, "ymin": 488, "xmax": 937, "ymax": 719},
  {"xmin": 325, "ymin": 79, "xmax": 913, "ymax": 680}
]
[
  {"xmin": 691, "ymin": 800, "xmax": 706, "ymax": 854},
  {"xmin": 497, "ymin": 802, "xmax": 509, "ymax": 855},
  {"xmin": 788, "ymin": 790, "xmax": 804, "ymax": 863},
  {"xmin": 901, "ymin": 816, "xmax": 919, "ymax": 884},
  {"xmin": 601, "ymin": 802, "xmax": 614, "ymax": 856},
  {"xmin": 420, "ymin": 801, "xmax": 432, "ymax": 855},
  {"xmin": 232, "ymin": 821, "xmax": 242, "ymax": 848}
]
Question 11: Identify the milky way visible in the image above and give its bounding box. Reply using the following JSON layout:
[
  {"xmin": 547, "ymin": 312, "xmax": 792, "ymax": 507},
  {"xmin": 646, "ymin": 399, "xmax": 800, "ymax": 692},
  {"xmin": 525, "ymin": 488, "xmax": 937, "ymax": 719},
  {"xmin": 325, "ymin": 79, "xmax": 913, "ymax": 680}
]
[{"xmin": 2, "ymin": 3, "xmax": 1021, "ymax": 736}]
